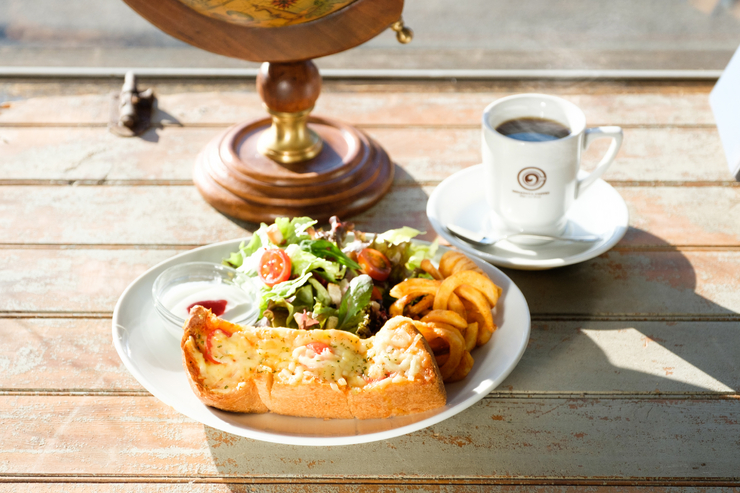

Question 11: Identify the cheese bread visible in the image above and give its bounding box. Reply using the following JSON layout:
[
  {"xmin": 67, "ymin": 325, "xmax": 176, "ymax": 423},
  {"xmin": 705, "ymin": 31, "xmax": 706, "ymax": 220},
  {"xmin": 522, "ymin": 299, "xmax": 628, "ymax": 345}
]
[{"xmin": 181, "ymin": 306, "xmax": 446, "ymax": 419}]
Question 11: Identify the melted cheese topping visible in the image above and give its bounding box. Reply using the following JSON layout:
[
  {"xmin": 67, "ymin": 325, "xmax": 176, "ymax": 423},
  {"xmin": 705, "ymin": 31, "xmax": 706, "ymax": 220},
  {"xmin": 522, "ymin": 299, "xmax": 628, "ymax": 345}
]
[
  {"xmin": 193, "ymin": 321, "xmax": 427, "ymax": 393},
  {"xmin": 198, "ymin": 327, "xmax": 367, "ymax": 392},
  {"xmin": 364, "ymin": 327, "xmax": 427, "ymax": 388}
]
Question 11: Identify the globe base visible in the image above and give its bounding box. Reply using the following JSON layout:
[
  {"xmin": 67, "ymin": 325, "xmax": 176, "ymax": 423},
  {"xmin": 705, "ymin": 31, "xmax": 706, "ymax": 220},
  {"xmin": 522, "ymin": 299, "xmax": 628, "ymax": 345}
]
[{"xmin": 193, "ymin": 115, "xmax": 394, "ymax": 224}]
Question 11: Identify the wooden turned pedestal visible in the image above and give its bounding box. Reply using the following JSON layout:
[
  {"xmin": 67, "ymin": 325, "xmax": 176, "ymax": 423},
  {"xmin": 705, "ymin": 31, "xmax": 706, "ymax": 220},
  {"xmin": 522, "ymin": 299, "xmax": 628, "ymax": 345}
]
[
  {"xmin": 193, "ymin": 60, "xmax": 394, "ymax": 223},
  {"xmin": 194, "ymin": 117, "xmax": 393, "ymax": 223}
]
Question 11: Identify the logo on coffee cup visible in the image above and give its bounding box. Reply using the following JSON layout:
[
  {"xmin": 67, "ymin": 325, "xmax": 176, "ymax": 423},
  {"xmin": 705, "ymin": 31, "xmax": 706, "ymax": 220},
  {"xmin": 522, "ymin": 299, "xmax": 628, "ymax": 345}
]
[{"xmin": 517, "ymin": 167, "xmax": 547, "ymax": 191}]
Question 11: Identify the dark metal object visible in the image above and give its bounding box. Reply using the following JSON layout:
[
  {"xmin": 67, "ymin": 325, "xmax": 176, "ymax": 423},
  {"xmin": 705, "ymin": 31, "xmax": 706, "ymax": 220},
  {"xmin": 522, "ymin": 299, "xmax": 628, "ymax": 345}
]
[{"xmin": 109, "ymin": 71, "xmax": 154, "ymax": 137}]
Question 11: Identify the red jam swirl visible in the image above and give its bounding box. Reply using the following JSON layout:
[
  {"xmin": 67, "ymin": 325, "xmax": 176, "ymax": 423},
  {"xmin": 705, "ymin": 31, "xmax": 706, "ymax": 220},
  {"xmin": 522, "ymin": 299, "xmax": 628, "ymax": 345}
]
[{"xmin": 187, "ymin": 299, "xmax": 228, "ymax": 317}]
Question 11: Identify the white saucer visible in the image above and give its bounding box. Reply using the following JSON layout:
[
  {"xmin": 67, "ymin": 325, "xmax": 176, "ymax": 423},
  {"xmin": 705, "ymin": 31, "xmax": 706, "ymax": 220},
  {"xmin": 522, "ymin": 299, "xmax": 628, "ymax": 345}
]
[{"xmin": 427, "ymin": 164, "xmax": 629, "ymax": 270}]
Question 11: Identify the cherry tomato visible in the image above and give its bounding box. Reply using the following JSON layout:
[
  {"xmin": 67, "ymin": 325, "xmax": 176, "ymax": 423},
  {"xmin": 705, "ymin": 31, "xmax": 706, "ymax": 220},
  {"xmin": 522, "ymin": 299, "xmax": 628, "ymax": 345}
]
[
  {"xmin": 358, "ymin": 248, "xmax": 391, "ymax": 281},
  {"xmin": 306, "ymin": 341, "xmax": 332, "ymax": 355},
  {"xmin": 371, "ymin": 286, "xmax": 383, "ymax": 302},
  {"xmin": 258, "ymin": 249, "xmax": 292, "ymax": 287}
]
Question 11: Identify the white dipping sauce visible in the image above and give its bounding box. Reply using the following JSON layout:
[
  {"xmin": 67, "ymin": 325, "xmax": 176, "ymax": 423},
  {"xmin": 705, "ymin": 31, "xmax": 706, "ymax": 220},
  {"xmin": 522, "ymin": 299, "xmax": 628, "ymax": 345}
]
[{"xmin": 161, "ymin": 281, "xmax": 254, "ymax": 321}]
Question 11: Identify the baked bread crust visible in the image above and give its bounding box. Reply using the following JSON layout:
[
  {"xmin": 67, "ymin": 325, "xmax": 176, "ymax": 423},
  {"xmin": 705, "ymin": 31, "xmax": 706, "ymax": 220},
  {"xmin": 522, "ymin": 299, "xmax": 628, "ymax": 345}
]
[
  {"xmin": 348, "ymin": 317, "xmax": 446, "ymax": 419},
  {"xmin": 181, "ymin": 307, "xmax": 269, "ymax": 413},
  {"xmin": 180, "ymin": 306, "xmax": 446, "ymax": 419},
  {"xmin": 269, "ymin": 379, "xmax": 354, "ymax": 419}
]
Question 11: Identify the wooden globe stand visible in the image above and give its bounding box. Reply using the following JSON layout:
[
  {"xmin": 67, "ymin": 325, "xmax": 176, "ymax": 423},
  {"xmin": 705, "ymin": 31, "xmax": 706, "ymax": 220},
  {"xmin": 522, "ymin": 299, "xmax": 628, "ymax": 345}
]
[
  {"xmin": 121, "ymin": 0, "xmax": 409, "ymax": 223},
  {"xmin": 193, "ymin": 60, "xmax": 393, "ymax": 223}
]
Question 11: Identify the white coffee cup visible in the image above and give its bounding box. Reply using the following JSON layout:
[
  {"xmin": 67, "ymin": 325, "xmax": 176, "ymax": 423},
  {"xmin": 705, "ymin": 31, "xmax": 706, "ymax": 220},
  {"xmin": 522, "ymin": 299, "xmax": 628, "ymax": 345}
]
[{"xmin": 482, "ymin": 93, "xmax": 622, "ymax": 237}]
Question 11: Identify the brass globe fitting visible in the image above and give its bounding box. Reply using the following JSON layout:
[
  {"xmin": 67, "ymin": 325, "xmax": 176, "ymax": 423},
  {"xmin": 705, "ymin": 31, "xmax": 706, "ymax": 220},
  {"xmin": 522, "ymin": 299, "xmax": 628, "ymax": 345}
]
[
  {"xmin": 390, "ymin": 17, "xmax": 413, "ymax": 44},
  {"xmin": 257, "ymin": 106, "xmax": 323, "ymax": 164}
]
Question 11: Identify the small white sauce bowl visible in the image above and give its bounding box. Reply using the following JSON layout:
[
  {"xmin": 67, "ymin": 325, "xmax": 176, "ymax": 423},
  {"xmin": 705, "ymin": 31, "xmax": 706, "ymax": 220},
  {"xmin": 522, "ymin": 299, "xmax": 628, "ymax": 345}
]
[{"xmin": 152, "ymin": 261, "xmax": 259, "ymax": 339}]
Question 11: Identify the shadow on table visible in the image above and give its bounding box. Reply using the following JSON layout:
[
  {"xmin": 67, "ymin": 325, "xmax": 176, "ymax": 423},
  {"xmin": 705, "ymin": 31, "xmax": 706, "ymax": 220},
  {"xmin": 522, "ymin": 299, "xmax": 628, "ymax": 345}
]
[
  {"xmin": 129, "ymin": 101, "xmax": 185, "ymax": 144},
  {"xmin": 499, "ymin": 227, "xmax": 739, "ymax": 394}
]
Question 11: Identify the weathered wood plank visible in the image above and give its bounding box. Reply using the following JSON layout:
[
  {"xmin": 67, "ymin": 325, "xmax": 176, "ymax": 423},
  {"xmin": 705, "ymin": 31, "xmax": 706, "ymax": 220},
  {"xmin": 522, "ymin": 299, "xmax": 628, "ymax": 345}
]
[
  {"xmin": 2, "ymin": 485, "xmax": 734, "ymax": 492},
  {"xmin": 0, "ymin": 186, "xmax": 250, "ymax": 246},
  {"xmin": 3, "ymin": 185, "xmax": 738, "ymax": 247},
  {"xmin": 3, "ymin": 230, "xmax": 740, "ymax": 313},
  {"xmin": 0, "ymin": 487, "xmax": 240, "ymax": 493},
  {"xmin": 0, "ymin": 485, "xmax": 736, "ymax": 492},
  {"xmin": 2, "ymin": 318, "xmax": 737, "ymax": 393},
  {"xmin": 0, "ymin": 90, "xmax": 716, "ymax": 127},
  {"xmin": 0, "ymin": 396, "xmax": 737, "ymax": 478},
  {"xmin": 0, "ymin": 318, "xmax": 141, "ymax": 390},
  {"xmin": 0, "ymin": 127, "xmax": 730, "ymax": 183},
  {"xmin": 0, "ymin": 127, "xmax": 203, "ymax": 182},
  {"xmin": 0, "ymin": 249, "xmax": 178, "ymax": 313},
  {"xmin": 0, "ymin": 127, "xmax": 204, "ymax": 182},
  {"xmin": 585, "ymin": 127, "xmax": 729, "ymax": 183},
  {"xmin": 316, "ymin": 91, "xmax": 716, "ymax": 127},
  {"xmin": 2, "ymin": 248, "xmax": 739, "ymax": 316},
  {"xmin": 618, "ymin": 188, "xmax": 740, "ymax": 246}
]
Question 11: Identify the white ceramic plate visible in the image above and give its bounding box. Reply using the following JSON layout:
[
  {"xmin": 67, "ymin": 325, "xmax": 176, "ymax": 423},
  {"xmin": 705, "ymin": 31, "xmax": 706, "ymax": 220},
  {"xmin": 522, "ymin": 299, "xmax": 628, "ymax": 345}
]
[
  {"xmin": 427, "ymin": 164, "xmax": 629, "ymax": 270},
  {"xmin": 112, "ymin": 238, "xmax": 531, "ymax": 446}
]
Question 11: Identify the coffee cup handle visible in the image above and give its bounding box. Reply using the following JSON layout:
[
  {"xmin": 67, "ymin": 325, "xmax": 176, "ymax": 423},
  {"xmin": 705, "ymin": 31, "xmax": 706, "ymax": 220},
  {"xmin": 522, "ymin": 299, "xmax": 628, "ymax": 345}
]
[{"xmin": 576, "ymin": 126, "xmax": 623, "ymax": 198}]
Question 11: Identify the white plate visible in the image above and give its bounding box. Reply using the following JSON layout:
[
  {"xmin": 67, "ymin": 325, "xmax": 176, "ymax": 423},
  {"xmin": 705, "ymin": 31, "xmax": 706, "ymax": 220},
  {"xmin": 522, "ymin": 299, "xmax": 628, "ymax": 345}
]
[
  {"xmin": 427, "ymin": 164, "xmax": 629, "ymax": 270},
  {"xmin": 112, "ymin": 238, "xmax": 531, "ymax": 446}
]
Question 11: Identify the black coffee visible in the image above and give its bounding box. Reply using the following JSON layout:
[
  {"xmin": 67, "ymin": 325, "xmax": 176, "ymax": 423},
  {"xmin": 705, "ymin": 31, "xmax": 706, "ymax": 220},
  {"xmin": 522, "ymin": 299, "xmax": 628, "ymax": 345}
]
[{"xmin": 495, "ymin": 117, "xmax": 571, "ymax": 142}]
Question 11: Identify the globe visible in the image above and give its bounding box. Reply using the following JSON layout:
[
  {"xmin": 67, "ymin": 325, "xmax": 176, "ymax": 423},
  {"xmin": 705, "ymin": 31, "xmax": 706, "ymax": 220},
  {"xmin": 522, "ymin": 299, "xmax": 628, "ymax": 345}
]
[
  {"xmin": 122, "ymin": 0, "xmax": 405, "ymax": 222},
  {"xmin": 177, "ymin": 0, "xmax": 358, "ymax": 28}
]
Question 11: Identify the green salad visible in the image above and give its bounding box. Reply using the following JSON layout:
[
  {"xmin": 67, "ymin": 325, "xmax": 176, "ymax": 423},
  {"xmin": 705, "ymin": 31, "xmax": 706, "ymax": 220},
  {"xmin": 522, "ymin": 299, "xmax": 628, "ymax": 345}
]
[{"xmin": 224, "ymin": 216, "xmax": 438, "ymax": 338}]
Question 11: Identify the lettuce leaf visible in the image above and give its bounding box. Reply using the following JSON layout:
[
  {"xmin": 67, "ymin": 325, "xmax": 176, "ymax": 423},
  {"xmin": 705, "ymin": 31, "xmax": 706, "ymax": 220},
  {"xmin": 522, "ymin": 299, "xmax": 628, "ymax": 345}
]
[
  {"xmin": 262, "ymin": 284, "xmax": 314, "ymax": 328},
  {"xmin": 307, "ymin": 277, "xmax": 332, "ymax": 306},
  {"xmin": 406, "ymin": 239, "xmax": 439, "ymax": 270},
  {"xmin": 311, "ymin": 301, "xmax": 339, "ymax": 329},
  {"xmin": 263, "ymin": 298, "xmax": 295, "ymax": 328},
  {"xmin": 300, "ymin": 239, "xmax": 360, "ymax": 271},
  {"xmin": 262, "ymin": 283, "xmax": 338, "ymax": 329},
  {"xmin": 285, "ymin": 244, "xmax": 346, "ymax": 282},
  {"xmin": 375, "ymin": 226, "xmax": 424, "ymax": 246},
  {"xmin": 223, "ymin": 234, "xmax": 263, "ymax": 269},
  {"xmin": 336, "ymin": 275, "xmax": 373, "ymax": 332},
  {"xmin": 258, "ymin": 272, "xmax": 312, "ymax": 315},
  {"xmin": 228, "ymin": 217, "xmax": 315, "ymax": 270},
  {"xmin": 275, "ymin": 217, "xmax": 317, "ymax": 245}
]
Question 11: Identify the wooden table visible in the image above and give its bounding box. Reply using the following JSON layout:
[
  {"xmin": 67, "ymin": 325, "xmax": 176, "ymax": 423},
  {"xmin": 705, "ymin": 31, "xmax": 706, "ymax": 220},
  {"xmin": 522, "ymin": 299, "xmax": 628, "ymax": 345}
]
[{"xmin": 1, "ymin": 77, "xmax": 739, "ymax": 490}]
